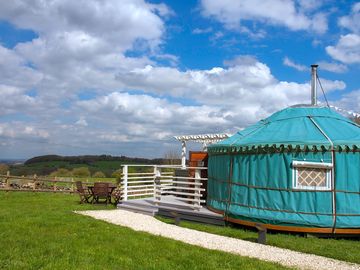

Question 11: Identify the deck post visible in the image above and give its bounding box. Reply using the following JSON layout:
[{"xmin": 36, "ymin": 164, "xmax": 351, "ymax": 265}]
[
  {"xmin": 154, "ymin": 166, "xmax": 161, "ymax": 205},
  {"xmin": 255, "ymin": 223, "xmax": 267, "ymax": 245},
  {"xmin": 194, "ymin": 168, "xmax": 201, "ymax": 210},
  {"xmin": 122, "ymin": 165, "xmax": 128, "ymax": 201},
  {"xmin": 181, "ymin": 140, "xmax": 186, "ymax": 168}
]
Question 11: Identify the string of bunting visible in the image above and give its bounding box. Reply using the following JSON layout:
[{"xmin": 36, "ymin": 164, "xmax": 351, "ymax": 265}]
[{"xmin": 328, "ymin": 105, "xmax": 360, "ymax": 119}]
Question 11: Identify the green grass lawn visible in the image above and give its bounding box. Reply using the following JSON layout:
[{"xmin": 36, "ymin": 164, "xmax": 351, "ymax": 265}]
[
  {"xmin": 0, "ymin": 192, "xmax": 289, "ymax": 270},
  {"xmin": 156, "ymin": 217, "xmax": 360, "ymax": 264}
]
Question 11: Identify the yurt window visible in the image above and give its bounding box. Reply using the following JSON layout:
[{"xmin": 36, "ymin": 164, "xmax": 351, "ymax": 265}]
[{"xmin": 292, "ymin": 161, "xmax": 332, "ymax": 190}]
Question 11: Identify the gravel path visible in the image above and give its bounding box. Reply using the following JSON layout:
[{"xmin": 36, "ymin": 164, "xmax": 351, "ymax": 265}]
[{"xmin": 76, "ymin": 209, "xmax": 360, "ymax": 270}]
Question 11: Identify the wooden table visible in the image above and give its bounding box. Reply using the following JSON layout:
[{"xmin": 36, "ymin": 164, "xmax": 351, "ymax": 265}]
[{"xmin": 87, "ymin": 183, "xmax": 117, "ymax": 204}]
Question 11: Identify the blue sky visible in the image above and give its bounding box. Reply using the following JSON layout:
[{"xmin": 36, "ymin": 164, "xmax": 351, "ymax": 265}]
[{"xmin": 0, "ymin": 0, "xmax": 359, "ymax": 159}]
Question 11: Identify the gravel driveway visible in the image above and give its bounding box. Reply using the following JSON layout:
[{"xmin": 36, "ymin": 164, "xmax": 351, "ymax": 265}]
[{"xmin": 77, "ymin": 209, "xmax": 360, "ymax": 270}]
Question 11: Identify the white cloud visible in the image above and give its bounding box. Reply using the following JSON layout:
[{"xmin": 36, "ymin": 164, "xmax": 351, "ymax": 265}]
[
  {"xmin": 0, "ymin": 85, "xmax": 40, "ymax": 116},
  {"xmin": 326, "ymin": 3, "xmax": 360, "ymax": 65},
  {"xmin": 326, "ymin": 34, "xmax": 360, "ymax": 64},
  {"xmin": 75, "ymin": 118, "xmax": 88, "ymax": 127},
  {"xmin": 284, "ymin": 58, "xmax": 349, "ymax": 74},
  {"xmin": 338, "ymin": 3, "xmax": 360, "ymax": 33},
  {"xmin": 98, "ymin": 134, "xmax": 131, "ymax": 143},
  {"xmin": 200, "ymin": 0, "xmax": 327, "ymax": 34},
  {"xmin": 152, "ymin": 53, "xmax": 179, "ymax": 66},
  {"xmin": 0, "ymin": 45, "xmax": 43, "ymax": 89},
  {"xmin": 192, "ymin": 27, "xmax": 213, "ymax": 34},
  {"xmin": 297, "ymin": 0, "xmax": 323, "ymax": 11},
  {"xmin": 310, "ymin": 12, "xmax": 328, "ymax": 34},
  {"xmin": 118, "ymin": 61, "xmax": 281, "ymax": 108},
  {"xmin": 0, "ymin": 0, "xmax": 169, "ymax": 51},
  {"xmin": 318, "ymin": 78, "xmax": 346, "ymax": 93},
  {"xmin": 316, "ymin": 61, "xmax": 348, "ymax": 73},
  {"xmin": 283, "ymin": 57, "xmax": 307, "ymax": 71},
  {"xmin": 23, "ymin": 126, "xmax": 49, "ymax": 139},
  {"xmin": 334, "ymin": 89, "xmax": 360, "ymax": 113},
  {"xmin": 0, "ymin": 123, "xmax": 49, "ymax": 140},
  {"xmin": 0, "ymin": 0, "xmax": 168, "ymax": 110},
  {"xmin": 210, "ymin": 31, "xmax": 224, "ymax": 41},
  {"xmin": 312, "ymin": 39, "xmax": 322, "ymax": 47},
  {"xmin": 77, "ymin": 92, "xmax": 230, "ymax": 127},
  {"xmin": 117, "ymin": 58, "xmax": 346, "ymax": 120},
  {"xmin": 223, "ymin": 55, "xmax": 258, "ymax": 67}
]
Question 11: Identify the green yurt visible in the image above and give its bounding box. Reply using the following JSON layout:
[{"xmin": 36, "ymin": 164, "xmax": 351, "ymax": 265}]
[{"xmin": 207, "ymin": 105, "xmax": 360, "ymax": 234}]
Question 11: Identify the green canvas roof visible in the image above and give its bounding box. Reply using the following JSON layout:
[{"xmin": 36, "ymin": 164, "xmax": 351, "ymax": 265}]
[{"xmin": 209, "ymin": 106, "xmax": 360, "ymax": 152}]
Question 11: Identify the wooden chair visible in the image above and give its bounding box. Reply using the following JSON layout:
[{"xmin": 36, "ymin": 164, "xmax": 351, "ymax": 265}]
[
  {"xmin": 111, "ymin": 188, "xmax": 122, "ymax": 205},
  {"xmin": 92, "ymin": 182, "xmax": 110, "ymax": 204},
  {"xmin": 76, "ymin": 181, "xmax": 92, "ymax": 204}
]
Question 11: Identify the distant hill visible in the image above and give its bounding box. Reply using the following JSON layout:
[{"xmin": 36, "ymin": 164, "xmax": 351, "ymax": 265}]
[{"xmin": 9, "ymin": 154, "xmax": 170, "ymax": 177}]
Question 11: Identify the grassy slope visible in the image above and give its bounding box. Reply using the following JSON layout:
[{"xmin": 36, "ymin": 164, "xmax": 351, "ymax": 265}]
[
  {"xmin": 157, "ymin": 217, "xmax": 360, "ymax": 264},
  {"xmin": 0, "ymin": 192, "xmax": 289, "ymax": 270}
]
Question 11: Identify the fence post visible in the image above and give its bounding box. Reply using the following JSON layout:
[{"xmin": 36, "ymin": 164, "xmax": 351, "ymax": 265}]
[
  {"xmin": 154, "ymin": 166, "xmax": 161, "ymax": 205},
  {"xmin": 33, "ymin": 174, "xmax": 37, "ymax": 191},
  {"xmin": 194, "ymin": 168, "xmax": 201, "ymax": 210},
  {"xmin": 71, "ymin": 178, "xmax": 74, "ymax": 192},
  {"xmin": 6, "ymin": 171, "xmax": 10, "ymax": 189},
  {"xmin": 122, "ymin": 165, "xmax": 128, "ymax": 201}
]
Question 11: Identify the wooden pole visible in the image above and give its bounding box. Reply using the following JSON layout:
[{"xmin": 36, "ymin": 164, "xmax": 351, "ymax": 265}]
[
  {"xmin": 33, "ymin": 174, "xmax": 37, "ymax": 191},
  {"xmin": 6, "ymin": 171, "xmax": 10, "ymax": 189}
]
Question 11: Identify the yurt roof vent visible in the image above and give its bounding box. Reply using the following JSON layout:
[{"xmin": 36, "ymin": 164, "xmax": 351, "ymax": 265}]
[{"xmin": 311, "ymin": 64, "xmax": 318, "ymax": 106}]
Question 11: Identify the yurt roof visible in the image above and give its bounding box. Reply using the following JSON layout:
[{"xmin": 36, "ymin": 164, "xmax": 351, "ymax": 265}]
[{"xmin": 208, "ymin": 105, "xmax": 360, "ymax": 153}]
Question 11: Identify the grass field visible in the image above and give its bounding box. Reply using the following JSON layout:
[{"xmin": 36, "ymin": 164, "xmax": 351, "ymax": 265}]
[
  {"xmin": 157, "ymin": 217, "xmax": 360, "ymax": 264},
  {"xmin": 0, "ymin": 192, "xmax": 289, "ymax": 270}
]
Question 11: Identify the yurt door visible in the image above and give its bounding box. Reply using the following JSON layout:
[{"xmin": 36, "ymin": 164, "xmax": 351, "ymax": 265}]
[{"xmin": 189, "ymin": 151, "xmax": 208, "ymax": 202}]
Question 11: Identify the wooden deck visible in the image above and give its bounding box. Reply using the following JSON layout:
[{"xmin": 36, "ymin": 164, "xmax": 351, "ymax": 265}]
[{"xmin": 117, "ymin": 195, "xmax": 224, "ymax": 226}]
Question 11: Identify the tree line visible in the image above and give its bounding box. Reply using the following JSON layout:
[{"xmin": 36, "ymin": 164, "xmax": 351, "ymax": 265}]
[{"xmin": 25, "ymin": 154, "xmax": 165, "ymax": 165}]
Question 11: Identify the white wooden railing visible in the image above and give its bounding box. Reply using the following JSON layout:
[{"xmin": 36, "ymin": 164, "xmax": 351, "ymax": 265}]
[{"xmin": 120, "ymin": 164, "xmax": 207, "ymax": 210}]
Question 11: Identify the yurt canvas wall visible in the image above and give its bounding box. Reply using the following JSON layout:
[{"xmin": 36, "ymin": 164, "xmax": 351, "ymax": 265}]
[{"xmin": 207, "ymin": 106, "xmax": 360, "ymax": 233}]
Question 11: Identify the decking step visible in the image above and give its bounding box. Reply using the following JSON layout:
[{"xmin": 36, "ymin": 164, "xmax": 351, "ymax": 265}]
[
  {"xmin": 158, "ymin": 204, "xmax": 222, "ymax": 218},
  {"xmin": 117, "ymin": 196, "xmax": 225, "ymax": 226},
  {"xmin": 117, "ymin": 204, "xmax": 158, "ymax": 216},
  {"xmin": 156, "ymin": 200, "xmax": 197, "ymax": 210},
  {"xmin": 157, "ymin": 207, "xmax": 225, "ymax": 226},
  {"xmin": 118, "ymin": 199, "xmax": 158, "ymax": 210}
]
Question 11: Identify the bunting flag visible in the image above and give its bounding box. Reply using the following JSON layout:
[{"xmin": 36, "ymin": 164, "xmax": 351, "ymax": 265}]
[{"xmin": 318, "ymin": 103, "xmax": 360, "ymax": 119}]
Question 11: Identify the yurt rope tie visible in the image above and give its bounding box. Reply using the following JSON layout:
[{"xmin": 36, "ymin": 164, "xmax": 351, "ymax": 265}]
[
  {"xmin": 316, "ymin": 74, "xmax": 329, "ymax": 107},
  {"xmin": 309, "ymin": 117, "xmax": 337, "ymax": 233}
]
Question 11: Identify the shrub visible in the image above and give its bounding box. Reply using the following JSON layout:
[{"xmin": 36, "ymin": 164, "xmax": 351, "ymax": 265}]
[
  {"xmin": 0, "ymin": 163, "xmax": 9, "ymax": 175},
  {"xmin": 111, "ymin": 169, "xmax": 122, "ymax": 179},
  {"xmin": 50, "ymin": 168, "xmax": 72, "ymax": 177},
  {"xmin": 72, "ymin": 167, "xmax": 91, "ymax": 177},
  {"xmin": 111, "ymin": 169, "xmax": 123, "ymax": 185},
  {"xmin": 92, "ymin": 171, "xmax": 106, "ymax": 178}
]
